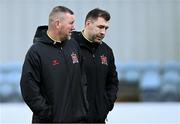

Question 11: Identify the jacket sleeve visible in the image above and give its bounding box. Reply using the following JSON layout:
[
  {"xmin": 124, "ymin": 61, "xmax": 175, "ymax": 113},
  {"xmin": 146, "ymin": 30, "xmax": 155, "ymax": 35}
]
[
  {"xmin": 20, "ymin": 47, "xmax": 52, "ymax": 119},
  {"xmin": 106, "ymin": 49, "xmax": 119, "ymax": 111}
]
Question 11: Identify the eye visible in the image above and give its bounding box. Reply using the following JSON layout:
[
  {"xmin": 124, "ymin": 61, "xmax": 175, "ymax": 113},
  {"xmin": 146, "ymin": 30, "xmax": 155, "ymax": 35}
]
[
  {"xmin": 98, "ymin": 25, "xmax": 104, "ymax": 29},
  {"xmin": 69, "ymin": 20, "xmax": 74, "ymax": 25},
  {"xmin": 98, "ymin": 25, "xmax": 109, "ymax": 30},
  {"xmin": 105, "ymin": 26, "xmax": 109, "ymax": 30}
]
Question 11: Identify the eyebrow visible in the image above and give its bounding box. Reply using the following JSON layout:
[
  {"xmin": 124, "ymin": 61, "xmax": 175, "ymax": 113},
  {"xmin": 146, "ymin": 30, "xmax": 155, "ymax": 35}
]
[{"xmin": 98, "ymin": 25, "xmax": 109, "ymax": 29}]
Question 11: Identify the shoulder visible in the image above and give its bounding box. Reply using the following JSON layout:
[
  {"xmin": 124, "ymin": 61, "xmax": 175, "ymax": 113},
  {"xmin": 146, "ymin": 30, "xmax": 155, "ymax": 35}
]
[
  {"xmin": 71, "ymin": 31, "xmax": 82, "ymax": 43},
  {"xmin": 66, "ymin": 38, "xmax": 79, "ymax": 48},
  {"xmin": 26, "ymin": 42, "xmax": 43, "ymax": 56},
  {"xmin": 71, "ymin": 31, "xmax": 81, "ymax": 38},
  {"xmin": 101, "ymin": 42, "xmax": 113, "ymax": 52},
  {"xmin": 64, "ymin": 38, "xmax": 81, "ymax": 53}
]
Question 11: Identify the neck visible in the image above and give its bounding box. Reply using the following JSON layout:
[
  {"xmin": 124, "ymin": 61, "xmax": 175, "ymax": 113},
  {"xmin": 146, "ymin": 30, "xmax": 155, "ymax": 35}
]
[
  {"xmin": 82, "ymin": 30, "xmax": 93, "ymax": 43},
  {"xmin": 47, "ymin": 30, "xmax": 61, "ymax": 43}
]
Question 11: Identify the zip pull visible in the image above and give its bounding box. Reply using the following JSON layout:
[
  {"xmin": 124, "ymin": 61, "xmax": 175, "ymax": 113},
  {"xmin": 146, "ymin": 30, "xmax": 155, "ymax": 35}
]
[{"xmin": 92, "ymin": 54, "xmax": 95, "ymax": 58}]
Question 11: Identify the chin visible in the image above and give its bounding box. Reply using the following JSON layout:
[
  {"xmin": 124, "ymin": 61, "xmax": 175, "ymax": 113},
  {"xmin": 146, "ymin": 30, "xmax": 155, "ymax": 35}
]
[
  {"xmin": 68, "ymin": 36, "xmax": 71, "ymax": 40},
  {"xmin": 95, "ymin": 40, "xmax": 101, "ymax": 43}
]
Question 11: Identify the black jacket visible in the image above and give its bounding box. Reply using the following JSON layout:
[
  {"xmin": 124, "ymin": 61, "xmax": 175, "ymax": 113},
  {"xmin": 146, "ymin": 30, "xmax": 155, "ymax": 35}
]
[
  {"xmin": 20, "ymin": 26, "xmax": 88, "ymax": 123},
  {"xmin": 72, "ymin": 31, "xmax": 119, "ymax": 122}
]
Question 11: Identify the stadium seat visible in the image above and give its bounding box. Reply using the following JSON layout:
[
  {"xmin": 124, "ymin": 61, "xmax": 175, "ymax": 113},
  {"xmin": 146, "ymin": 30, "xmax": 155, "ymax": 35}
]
[{"xmin": 139, "ymin": 71, "xmax": 161, "ymax": 101}]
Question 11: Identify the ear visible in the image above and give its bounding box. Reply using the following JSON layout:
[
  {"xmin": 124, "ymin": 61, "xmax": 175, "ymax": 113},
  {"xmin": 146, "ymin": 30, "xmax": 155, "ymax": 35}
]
[
  {"xmin": 55, "ymin": 19, "xmax": 61, "ymax": 29},
  {"xmin": 85, "ymin": 20, "xmax": 92, "ymax": 27}
]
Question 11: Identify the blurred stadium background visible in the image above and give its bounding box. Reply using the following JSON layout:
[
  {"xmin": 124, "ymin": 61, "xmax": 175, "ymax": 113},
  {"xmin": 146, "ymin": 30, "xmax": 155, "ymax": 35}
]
[{"xmin": 0, "ymin": 0, "xmax": 180, "ymax": 123}]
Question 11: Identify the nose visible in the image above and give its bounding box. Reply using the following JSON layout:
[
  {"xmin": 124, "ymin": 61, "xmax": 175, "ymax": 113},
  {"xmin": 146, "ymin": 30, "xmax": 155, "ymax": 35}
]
[
  {"xmin": 100, "ymin": 28, "xmax": 106, "ymax": 35},
  {"xmin": 72, "ymin": 25, "xmax": 75, "ymax": 31}
]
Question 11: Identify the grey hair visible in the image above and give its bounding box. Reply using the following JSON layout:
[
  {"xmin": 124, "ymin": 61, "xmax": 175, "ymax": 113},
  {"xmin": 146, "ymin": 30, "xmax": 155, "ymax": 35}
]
[{"xmin": 49, "ymin": 6, "xmax": 74, "ymax": 23}]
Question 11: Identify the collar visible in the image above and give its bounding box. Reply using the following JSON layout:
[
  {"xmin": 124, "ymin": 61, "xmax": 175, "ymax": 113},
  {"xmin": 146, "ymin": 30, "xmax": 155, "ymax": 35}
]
[
  {"xmin": 81, "ymin": 30, "xmax": 93, "ymax": 43},
  {"xmin": 81, "ymin": 30, "xmax": 103, "ymax": 44},
  {"xmin": 47, "ymin": 31, "xmax": 61, "ymax": 44}
]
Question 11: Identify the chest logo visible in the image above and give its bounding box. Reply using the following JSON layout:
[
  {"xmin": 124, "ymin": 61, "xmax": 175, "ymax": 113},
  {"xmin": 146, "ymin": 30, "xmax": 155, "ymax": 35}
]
[
  {"xmin": 52, "ymin": 59, "xmax": 60, "ymax": 66},
  {"xmin": 71, "ymin": 52, "xmax": 79, "ymax": 64},
  {"xmin": 100, "ymin": 55, "xmax": 108, "ymax": 65}
]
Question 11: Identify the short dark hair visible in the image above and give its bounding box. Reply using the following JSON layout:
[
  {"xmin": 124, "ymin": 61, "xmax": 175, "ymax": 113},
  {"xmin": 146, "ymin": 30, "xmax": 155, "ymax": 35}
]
[{"xmin": 85, "ymin": 8, "xmax": 110, "ymax": 22}]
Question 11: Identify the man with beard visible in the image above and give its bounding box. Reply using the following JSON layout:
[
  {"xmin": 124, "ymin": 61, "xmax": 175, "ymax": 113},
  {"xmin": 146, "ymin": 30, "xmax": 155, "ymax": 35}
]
[
  {"xmin": 72, "ymin": 8, "xmax": 119, "ymax": 123},
  {"xmin": 20, "ymin": 6, "xmax": 88, "ymax": 123}
]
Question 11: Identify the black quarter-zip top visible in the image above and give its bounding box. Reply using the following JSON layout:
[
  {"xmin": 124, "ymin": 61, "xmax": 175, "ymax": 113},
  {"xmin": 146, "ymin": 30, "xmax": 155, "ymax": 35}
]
[
  {"xmin": 20, "ymin": 26, "xmax": 88, "ymax": 123},
  {"xmin": 72, "ymin": 31, "xmax": 119, "ymax": 122}
]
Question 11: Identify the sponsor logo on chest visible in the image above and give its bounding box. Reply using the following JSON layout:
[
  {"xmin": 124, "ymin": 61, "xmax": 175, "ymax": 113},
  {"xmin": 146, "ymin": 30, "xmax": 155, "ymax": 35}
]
[{"xmin": 52, "ymin": 59, "xmax": 60, "ymax": 66}]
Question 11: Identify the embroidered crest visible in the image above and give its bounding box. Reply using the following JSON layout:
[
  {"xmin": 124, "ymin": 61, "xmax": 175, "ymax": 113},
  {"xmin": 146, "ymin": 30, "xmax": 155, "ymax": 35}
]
[
  {"xmin": 71, "ymin": 52, "xmax": 79, "ymax": 64},
  {"xmin": 100, "ymin": 55, "xmax": 108, "ymax": 65}
]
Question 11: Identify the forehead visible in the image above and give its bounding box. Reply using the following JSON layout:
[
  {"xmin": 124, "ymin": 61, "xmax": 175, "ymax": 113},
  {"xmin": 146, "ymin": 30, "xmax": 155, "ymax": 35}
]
[
  {"xmin": 94, "ymin": 17, "xmax": 109, "ymax": 26},
  {"xmin": 64, "ymin": 13, "xmax": 75, "ymax": 21}
]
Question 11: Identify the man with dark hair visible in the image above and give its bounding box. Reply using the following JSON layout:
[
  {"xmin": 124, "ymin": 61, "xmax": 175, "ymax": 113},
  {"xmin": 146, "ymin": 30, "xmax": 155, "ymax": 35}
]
[
  {"xmin": 72, "ymin": 8, "xmax": 119, "ymax": 123},
  {"xmin": 85, "ymin": 8, "xmax": 110, "ymax": 23},
  {"xmin": 20, "ymin": 6, "xmax": 88, "ymax": 123}
]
